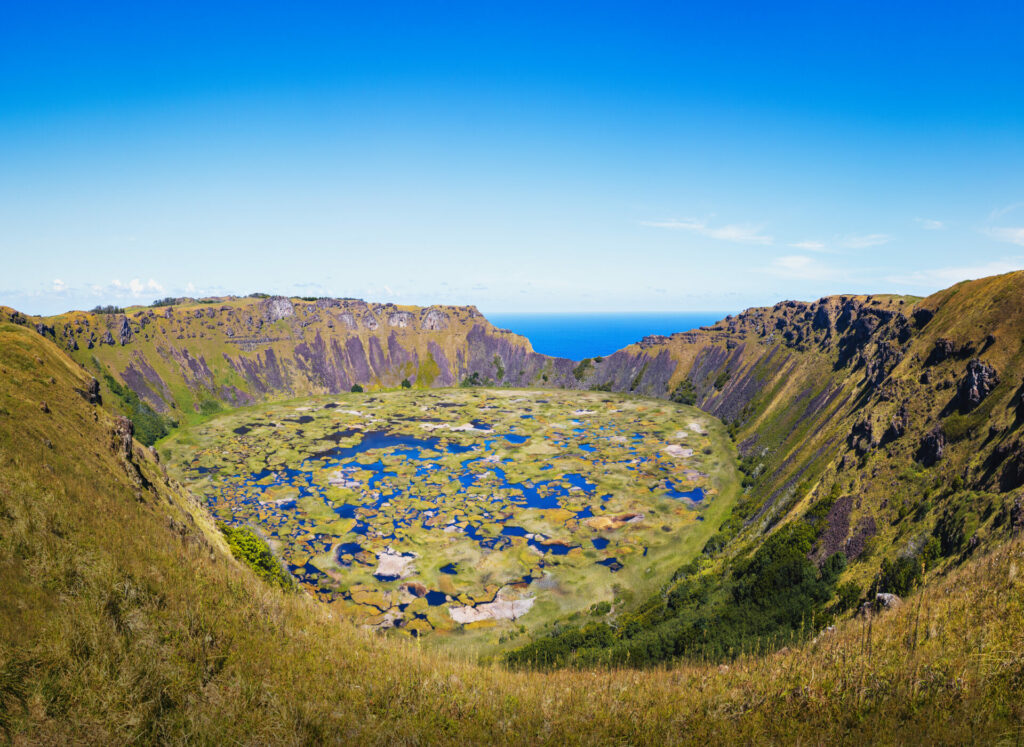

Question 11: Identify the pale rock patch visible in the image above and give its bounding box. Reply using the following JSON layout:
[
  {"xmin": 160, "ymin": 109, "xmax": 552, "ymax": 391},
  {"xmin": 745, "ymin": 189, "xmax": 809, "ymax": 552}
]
[
  {"xmin": 663, "ymin": 444, "xmax": 694, "ymax": 458},
  {"xmin": 449, "ymin": 593, "xmax": 535, "ymax": 624},
  {"xmin": 374, "ymin": 548, "xmax": 416, "ymax": 579}
]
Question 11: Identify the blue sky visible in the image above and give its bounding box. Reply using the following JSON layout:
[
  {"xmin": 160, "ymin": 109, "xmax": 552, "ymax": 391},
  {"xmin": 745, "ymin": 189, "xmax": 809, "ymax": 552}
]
[{"xmin": 2, "ymin": 1, "xmax": 1023, "ymax": 315}]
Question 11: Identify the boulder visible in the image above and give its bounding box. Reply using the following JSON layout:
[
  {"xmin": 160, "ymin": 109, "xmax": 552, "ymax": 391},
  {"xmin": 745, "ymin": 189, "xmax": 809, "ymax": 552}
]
[
  {"xmin": 912, "ymin": 308, "xmax": 935, "ymax": 328},
  {"xmin": 859, "ymin": 592, "xmax": 903, "ymax": 617},
  {"xmin": 917, "ymin": 426, "xmax": 945, "ymax": 466},
  {"xmin": 76, "ymin": 377, "xmax": 102, "ymax": 405},
  {"xmin": 116, "ymin": 315, "xmax": 133, "ymax": 345},
  {"xmin": 957, "ymin": 359, "xmax": 998, "ymax": 411},
  {"xmin": 112, "ymin": 416, "xmax": 134, "ymax": 461},
  {"xmin": 262, "ymin": 296, "xmax": 295, "ymax": 322},
  {"xmin": 848, "ymin": 418, "xmax": 875, "ymax": 455},
  {"xmin": 876, "ymin": 592, "xmax": 903, "ymax": 610},
  {"xmin": 882, "ymin": 403, "xmax": 909, "ymax": 443},
  {"xmin": 388, "ymin": 311, "xmax": 415, "ymax": 328},
  {"xmin": 420, "ymin": 308, "xmax": 449, "ymax": 331}
]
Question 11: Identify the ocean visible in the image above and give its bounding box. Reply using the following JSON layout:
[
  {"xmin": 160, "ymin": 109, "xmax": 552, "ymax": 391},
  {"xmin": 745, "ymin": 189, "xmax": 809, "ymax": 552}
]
[{"xmin": 484, "ymin": 312, "xmax": 730, "ymax": 362}]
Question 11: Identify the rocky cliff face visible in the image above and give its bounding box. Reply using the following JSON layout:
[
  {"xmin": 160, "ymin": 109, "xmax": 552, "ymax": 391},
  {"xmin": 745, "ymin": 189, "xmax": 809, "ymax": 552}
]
[
  {"xmin": 22, "ymin": 297, "xmax": 580, "ymax": 417},
  {"xmin": 573, "ymin": 273, "xmax": 1024, "ymax": 574}
]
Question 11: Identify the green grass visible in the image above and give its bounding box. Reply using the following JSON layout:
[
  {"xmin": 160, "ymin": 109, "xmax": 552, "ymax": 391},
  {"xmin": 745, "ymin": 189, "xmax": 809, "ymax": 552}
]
[{"xmin": 2, "ymin": 321, "xmax": 1024, "ymax": 742}]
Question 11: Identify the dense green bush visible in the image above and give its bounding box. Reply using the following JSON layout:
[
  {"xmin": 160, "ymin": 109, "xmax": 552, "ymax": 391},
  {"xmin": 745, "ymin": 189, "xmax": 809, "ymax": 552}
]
[
  {"xmin": 218, "ymin": 524, "xmax": 292, "ymax": 589},
  {"xmin": 198, "ymin": 398, "xmax": 222, "ymax": 416},
  {"xmin": 670, "ymin": 379, "xmax": 696, "ymax": 405},
  {"xmin": 350, "ymin": 384, "xmax": 364, "ymax": 393},
  {"xmin": 934, "ymin": 504, "xmax": 979, "ymax": 556},
  {"xmin": 836, "ymin": 580, "xmax": 862, "ymax": 611}
]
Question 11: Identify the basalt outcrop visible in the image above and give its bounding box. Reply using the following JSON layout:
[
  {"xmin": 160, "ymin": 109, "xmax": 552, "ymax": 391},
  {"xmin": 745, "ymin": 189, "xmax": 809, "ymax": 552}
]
[{"xmin": 24, "ymin": 297, "xmax": 580, "ymax": 417}]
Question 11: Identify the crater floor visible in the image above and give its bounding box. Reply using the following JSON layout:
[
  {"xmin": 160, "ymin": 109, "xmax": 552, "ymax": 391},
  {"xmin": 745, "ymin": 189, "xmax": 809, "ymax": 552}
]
[{"xmin": 162, "ymin": 388, "xmax": 738, "ymax": 651}]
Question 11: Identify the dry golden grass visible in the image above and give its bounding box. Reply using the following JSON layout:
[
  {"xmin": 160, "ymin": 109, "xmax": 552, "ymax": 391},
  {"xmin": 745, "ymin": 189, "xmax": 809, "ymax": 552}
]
[{"xmin": 2, "ymin": 321, "xmax": 1024, "ymax": 744}]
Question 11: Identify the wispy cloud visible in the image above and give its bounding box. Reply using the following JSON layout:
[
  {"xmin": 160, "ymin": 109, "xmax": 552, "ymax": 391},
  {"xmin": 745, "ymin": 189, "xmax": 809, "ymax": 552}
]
[
  {"xmin": 789, "ymin": 240, "xmax": 827, "ymax": 252},
  {"xmin": 916, "ymin": 218, "xmax": 945, "ymax": 231},
  {"xmin": 766, "ymin": 255, "xmax": 835, "ymax": 280},
  {"xmin": 989, "ymin": 202, "xmax": 1024, "ymax": 221},
  {"xmin": 986, "ymin": 227, "xmax": 1024, "ymax": 246},
  {"xmin": 885, "ymin": 259, "xmax": 1023, "ymax": 288},
  {"xmin": 641, "ymin": 218, "xmax": 773, "ymax": 245},
  {"xmin": 839, "ymin": 233, "xmax": 891, "ymax": 249},
  {"xmin": 52, "ymin": 279, "xmax": 67, "ymax": 293}
]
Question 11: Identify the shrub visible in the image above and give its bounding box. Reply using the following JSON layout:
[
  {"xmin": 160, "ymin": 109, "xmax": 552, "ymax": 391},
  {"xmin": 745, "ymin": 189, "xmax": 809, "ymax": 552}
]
[
  {"xmin": 836, "ymin": 580, "xmax": 862, "ymax": 611},
  {"xmin": 670, "ymin": 379, "xmax": 696, "ymax": 405},
  {"xmin": 218, "ymin": 524, "xmax": 292, "ymax": 589},
  {"xmin": 942, "ymin": 413, "xmax": 974, "ymax": 442},
  {"xmin": 875, "ymin": 556, "xmax": 921, "ymax": 596},
  {"xmin": 401, "ymin": 378, "xmax": 412, "ymax": 389},
  {"xmin": 198, "ymin": 399, "xmax": 222, "ymax": 416},
  {"xmin": 350, "ymin": 384, "xmax": 364, "ymax": 393},
  {"xmin": 573, "ymin": 359, "xmax": 593, "ymax": 382},
  {"xmin": 934, "ymin": 504, "xmax": 979, "ymax": 556}
]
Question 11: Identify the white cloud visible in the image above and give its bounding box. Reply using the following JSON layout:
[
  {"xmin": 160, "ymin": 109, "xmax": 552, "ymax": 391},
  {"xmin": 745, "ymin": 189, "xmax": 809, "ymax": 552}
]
[
  {"xmin": 110, "ymin": 278, "xmax": 164, "ymax": 297},
  {"xmin": 641, "ymin": 218, "xmax": 773, "ymax": 245},
  {"xmin": 885, "ymin": 259, "xmax": 1023, "ymax": 288},
  {"xmin": 916, "ymin": 218, "xmax": 945, "ymax": 231},
  {"xmin": 766, "ymin": 255, "xmax": 835, "ymax": 280},
  {"xmin": 839, "ymin": 233, "xmax": 891, "ymax": 249},
  {"xmin": 789, "ymin": 240, "xmax": 826, "ymax": 251},
  {"xmin": 986, "ymin": 227, "xmax": 1024, "ymax": 246},
  {"xmin": 185, "ymin": 282, "xmax": 197, "ymax": 293},
  {"xmin": 52, "ymin": 279, "xmax": 66, "ymax": 292}
]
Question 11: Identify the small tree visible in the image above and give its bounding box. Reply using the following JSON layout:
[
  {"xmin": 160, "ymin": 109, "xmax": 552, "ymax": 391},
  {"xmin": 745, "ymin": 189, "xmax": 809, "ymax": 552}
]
[
  {"xmin": 401, "ymin": 378, "xmax": 412, "ymax": 389},
  {"xmin": 350, "ymin": 384, "xmax": 363, "ymax": 393}
]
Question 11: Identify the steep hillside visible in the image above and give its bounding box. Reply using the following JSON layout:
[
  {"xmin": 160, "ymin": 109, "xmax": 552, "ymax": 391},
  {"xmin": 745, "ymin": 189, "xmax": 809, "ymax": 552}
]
[
  {"xmin": 3, "ymin": 319, "xmax": 1024, "ymax": 742},
  {"xmin": 16, "ymin": 296, "xmax": 578, "ymax": 429},
  {"xmin": 577, "ymin": 274, "xmax": 1024, "ymax": 573}
]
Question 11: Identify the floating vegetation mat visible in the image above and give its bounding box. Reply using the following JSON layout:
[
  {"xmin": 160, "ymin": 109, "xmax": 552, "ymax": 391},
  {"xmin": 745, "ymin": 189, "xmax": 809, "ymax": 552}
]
[{"xmin": 163, "ymin": 388, "xmax": 733, "ymax": 648}]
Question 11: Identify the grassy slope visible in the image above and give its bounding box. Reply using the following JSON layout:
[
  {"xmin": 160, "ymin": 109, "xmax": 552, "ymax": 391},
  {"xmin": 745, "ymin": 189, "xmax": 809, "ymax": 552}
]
[
  {"xmin": 2, "ymin": 322, "xmax": 1024, "ymax": 743},
  {"xmin": 588, "ymin": 275, "xmax": 1024, "ymax": 586}
]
